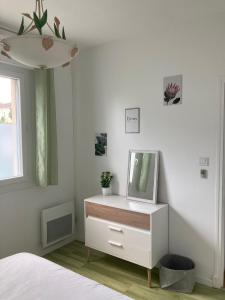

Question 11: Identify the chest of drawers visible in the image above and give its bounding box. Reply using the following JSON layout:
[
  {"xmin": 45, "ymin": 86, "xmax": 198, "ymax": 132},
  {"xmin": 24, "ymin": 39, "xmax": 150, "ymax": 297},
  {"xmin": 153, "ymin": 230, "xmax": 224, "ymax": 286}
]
[{"xmin": 84, "ymin": 195, "xmax": 168, "ymax": 287}]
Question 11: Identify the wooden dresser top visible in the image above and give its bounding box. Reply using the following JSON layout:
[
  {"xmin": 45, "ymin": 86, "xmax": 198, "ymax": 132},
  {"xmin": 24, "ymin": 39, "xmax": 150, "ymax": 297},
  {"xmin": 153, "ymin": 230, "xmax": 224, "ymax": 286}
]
[{"xmin": 84, "ymin": 195, "xmax": 167, "ymax": 215}]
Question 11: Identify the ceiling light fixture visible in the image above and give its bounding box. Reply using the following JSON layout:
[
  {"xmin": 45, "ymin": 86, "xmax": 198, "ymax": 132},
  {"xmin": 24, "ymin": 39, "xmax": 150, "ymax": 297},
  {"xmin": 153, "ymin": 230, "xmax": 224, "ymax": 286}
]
[{"xmin": 0, "ymin": 0, "xmax": 78, "ymax": 69}]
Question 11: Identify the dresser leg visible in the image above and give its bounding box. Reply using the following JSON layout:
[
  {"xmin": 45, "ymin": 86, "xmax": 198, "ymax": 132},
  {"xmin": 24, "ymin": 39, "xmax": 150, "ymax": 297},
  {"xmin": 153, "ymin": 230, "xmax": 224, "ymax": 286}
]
[
  {"xmin": 147, "ymin": 269, "xmax": 152, "ymax": 288},
  {"xmin": 87, "ymin": 247, "xmax": 90, "ymax": 262}
]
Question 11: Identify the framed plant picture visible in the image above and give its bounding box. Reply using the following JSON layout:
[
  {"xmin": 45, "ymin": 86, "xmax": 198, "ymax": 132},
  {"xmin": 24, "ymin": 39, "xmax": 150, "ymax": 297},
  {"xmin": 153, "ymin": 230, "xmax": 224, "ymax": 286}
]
[
  {"xmin": 163, "ymin": 75, "xmax": 182, "ymax": 105},
  {"xmin": 95, "ymin": 133, "xmax": 107, "ymax": 156},
  {"xmin": 125, "ymin": 107, "xmax": 140, "ymax": 133}
]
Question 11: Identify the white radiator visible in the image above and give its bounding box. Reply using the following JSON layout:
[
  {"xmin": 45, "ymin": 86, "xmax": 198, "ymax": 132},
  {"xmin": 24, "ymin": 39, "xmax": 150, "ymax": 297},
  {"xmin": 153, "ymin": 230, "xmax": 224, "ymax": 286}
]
[{"xmin": 41, "ymin": 201, "xmax": 74, "ymax": 248}]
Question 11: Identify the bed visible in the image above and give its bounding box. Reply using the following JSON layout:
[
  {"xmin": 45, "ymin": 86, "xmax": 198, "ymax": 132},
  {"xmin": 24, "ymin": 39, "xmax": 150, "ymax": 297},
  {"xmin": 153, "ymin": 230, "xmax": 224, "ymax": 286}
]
[{"xmin": 0, "ymin": 253, "xmax": 131, "ymax": 300}]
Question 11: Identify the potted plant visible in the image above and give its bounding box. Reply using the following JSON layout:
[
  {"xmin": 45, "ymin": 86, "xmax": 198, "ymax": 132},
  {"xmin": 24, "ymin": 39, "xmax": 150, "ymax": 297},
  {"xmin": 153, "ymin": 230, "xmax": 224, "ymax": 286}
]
[{"xmin": 101, "ymin": 171, "xmax": 113, "ymax": 196}]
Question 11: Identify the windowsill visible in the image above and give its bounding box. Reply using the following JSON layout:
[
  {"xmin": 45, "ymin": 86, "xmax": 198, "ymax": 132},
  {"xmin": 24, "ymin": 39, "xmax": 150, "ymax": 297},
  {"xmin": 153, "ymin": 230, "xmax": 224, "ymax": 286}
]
[
  {"xmin": 0, "ymin": 175, "xmax": 27, "ymax": 185},
  {"xmin": 0, "ymin": 175, "xmax": 35, "ymax": 195}
]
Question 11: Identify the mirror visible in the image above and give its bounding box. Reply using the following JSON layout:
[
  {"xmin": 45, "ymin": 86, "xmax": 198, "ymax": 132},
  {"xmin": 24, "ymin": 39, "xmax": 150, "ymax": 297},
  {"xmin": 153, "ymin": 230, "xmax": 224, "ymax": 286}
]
[{"xmin": 127, "ymin": 150, "xmax": 159, "ymax": 204}]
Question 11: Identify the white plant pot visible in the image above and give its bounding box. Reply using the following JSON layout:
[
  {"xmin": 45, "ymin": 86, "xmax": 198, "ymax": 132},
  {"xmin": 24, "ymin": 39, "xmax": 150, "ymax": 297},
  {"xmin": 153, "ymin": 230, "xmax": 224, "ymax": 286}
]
[{"xmin": 102, "ymin": 186, "xmax": 112, "ymax": 196}]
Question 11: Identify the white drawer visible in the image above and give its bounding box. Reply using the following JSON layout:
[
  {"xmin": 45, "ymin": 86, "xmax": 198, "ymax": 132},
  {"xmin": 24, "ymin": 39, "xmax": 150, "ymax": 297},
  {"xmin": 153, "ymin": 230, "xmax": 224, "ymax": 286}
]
[{"xmin": 85, "ymin": 216, "xmax": 152, "ymax": 268}]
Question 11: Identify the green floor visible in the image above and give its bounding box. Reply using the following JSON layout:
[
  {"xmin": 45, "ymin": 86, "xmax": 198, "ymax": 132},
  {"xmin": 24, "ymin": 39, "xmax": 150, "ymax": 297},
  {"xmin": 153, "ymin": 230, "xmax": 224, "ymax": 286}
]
[{"xmin": 45, "ymin": 241, "xmax": 225, "ymax": 300}]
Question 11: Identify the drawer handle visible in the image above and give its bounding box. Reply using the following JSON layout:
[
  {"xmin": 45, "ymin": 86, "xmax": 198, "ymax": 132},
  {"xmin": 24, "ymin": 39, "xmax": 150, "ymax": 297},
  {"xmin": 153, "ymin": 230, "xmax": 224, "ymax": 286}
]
[
  {"xmin": 108, "ymin": 240, "xmax": 123, "ymax": 248},
  {"xmin": 108, "ymin": 226, "xmax": 123, "ymax": 233}
]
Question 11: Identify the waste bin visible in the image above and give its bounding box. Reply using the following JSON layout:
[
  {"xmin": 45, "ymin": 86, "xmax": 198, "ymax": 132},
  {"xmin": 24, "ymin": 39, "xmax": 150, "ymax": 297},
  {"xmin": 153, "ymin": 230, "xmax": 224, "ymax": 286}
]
[{"xmin": 159, "ymin": 254, "xmax": 195, "ymax": 293}]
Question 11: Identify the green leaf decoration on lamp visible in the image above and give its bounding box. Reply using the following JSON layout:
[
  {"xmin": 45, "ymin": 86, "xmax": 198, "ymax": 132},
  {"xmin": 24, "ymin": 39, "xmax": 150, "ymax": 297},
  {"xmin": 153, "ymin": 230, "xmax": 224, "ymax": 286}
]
[
  {"xmin": 40, "ymin": 10, "xmax": 48, "ymax": 27},
  {"xmin": 18, "ymin": 17, "xmax": 25, "ymax": 35},
  {"xmin": 19, "ymin": 5, "xmax": 63, "ymax": 39},
  {"xmin": 33, "ymin": 12, "xmax": 43, "ymax": 34},
  {"xmin": 33, "ymin": 10, "xmax": 47, "ymax": 35}
]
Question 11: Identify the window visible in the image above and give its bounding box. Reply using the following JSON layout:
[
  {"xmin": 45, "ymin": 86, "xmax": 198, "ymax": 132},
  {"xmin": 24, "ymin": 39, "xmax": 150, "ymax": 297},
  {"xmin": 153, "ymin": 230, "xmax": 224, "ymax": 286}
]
[{"xmin": 0, "ymin": 76, "xmax": 23, "ymax": 181}]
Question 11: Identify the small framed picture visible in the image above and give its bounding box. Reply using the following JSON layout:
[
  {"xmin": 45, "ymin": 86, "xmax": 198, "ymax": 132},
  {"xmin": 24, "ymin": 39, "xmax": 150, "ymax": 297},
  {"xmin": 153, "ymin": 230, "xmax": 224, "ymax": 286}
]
[
  {"xmin": 95, "ymin": 133, "xmax": 107, "ymax": 156},
  {"xmin": 163, "ymin": 75, "xmax": 182, "ymax": 105},
  {"xmin": 125, "ymin": 107, "xmax": 140, "ymax": 133}
]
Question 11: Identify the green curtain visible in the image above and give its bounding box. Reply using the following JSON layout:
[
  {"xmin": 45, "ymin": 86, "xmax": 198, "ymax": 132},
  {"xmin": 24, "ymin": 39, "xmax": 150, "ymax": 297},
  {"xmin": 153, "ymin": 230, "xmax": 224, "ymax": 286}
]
[{"xmin": 35, "ymin": 69, "xmax": 58, "ymax": 187}]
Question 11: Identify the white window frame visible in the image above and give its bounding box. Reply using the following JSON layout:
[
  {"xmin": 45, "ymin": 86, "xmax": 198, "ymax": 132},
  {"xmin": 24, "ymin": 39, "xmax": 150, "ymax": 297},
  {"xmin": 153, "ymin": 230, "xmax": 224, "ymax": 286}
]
[{"xmin": 0, "ymin": 63, "xmax": 35, "ymax": 193}]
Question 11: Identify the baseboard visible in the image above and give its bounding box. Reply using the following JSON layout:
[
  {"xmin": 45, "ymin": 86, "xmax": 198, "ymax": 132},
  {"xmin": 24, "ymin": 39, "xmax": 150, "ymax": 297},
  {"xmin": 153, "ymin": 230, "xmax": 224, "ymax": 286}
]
[
  {"xmin": 39, "ymin": 235, "xmax": 76, "ymax": 257},
  {"xmin": 195, "ymin": 275, "xmax": 213, "ymax": 287}
]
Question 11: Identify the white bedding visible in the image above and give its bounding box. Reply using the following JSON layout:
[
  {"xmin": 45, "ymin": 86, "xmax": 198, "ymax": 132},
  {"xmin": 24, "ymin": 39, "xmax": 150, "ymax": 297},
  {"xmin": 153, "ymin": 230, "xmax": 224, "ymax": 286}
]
[{"xmin": 0, "ymin": 253, "xmax": 131, "ymax": 300}]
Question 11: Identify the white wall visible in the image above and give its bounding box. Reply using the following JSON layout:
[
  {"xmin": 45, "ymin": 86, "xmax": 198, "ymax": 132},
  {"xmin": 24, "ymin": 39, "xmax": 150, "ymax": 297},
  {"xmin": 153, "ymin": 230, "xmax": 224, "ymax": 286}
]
[
  {"xmin": 0, "ymin": 64, "xmax": 75, "ymax": 258},
  {"xmin": 72, "ymin": 16, "xmax": 225, "ymax": 286}
]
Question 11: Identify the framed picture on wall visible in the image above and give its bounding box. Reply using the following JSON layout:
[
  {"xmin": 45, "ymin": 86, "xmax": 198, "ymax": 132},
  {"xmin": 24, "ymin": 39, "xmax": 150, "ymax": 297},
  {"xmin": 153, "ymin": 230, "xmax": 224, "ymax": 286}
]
[
  {"xmin": 95, "ymin": 133, "xmax": 107, "ymax": 156},
  {"xmin": 163, "ymin": 75, "xmax": 182, "ymax": 105},
  {"xmin": 125, "ymin": 107, "xmax": 140, "ymax": 133}
]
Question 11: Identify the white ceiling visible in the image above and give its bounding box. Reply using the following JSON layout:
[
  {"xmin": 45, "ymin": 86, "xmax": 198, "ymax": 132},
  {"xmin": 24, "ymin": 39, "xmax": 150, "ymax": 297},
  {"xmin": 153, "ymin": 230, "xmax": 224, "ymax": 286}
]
[{"xmin": 0, "ymin": 0, "xmax": 225, "ymax": 49}]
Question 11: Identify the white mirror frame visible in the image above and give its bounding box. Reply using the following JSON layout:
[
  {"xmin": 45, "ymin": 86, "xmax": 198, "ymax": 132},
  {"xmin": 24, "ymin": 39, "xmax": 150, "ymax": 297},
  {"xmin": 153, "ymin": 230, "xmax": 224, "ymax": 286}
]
[{"xmin": 126, "ymin": 150, "xmax": 159, "ymax": 204}]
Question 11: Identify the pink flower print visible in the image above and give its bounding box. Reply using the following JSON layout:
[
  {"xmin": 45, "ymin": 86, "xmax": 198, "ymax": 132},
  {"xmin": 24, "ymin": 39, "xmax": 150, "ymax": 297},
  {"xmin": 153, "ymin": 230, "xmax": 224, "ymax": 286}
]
[{"xmin": 164, "ymin": 83, "xmax": 181, "ymax": 104}]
